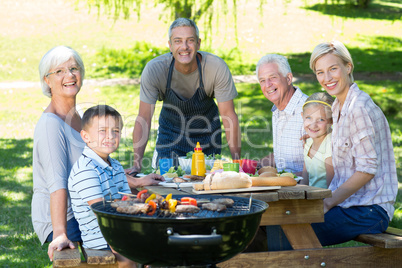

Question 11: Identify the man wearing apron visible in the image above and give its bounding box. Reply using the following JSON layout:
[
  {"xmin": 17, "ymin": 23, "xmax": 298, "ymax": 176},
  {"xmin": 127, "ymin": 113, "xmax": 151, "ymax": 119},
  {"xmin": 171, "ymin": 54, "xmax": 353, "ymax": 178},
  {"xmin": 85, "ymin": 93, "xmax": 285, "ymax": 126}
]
[{"xmin": 128, "ymin": 18, "xmax": 241, "ymax": 174}]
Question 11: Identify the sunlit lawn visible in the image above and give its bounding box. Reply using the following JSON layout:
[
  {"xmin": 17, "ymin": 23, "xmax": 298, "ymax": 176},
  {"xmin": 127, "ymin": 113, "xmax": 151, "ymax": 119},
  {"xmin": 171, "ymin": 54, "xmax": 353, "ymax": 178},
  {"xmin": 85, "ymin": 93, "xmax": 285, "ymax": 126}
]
[{"xmin": 1, "ymin": 78, "xmax": 401, "ymax": 266}]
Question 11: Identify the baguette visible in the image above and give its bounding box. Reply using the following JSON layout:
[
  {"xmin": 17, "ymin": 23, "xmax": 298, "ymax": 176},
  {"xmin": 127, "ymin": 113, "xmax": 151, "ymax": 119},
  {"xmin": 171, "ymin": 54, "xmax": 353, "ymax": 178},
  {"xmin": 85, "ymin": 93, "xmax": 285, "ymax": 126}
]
[
  {"xmin": 204, "ymin": 171, "xmax": 252, "ymax": 190},
  {"xmin": 252, "ymin": 176, "xmax": 297, "ymax": 186}
]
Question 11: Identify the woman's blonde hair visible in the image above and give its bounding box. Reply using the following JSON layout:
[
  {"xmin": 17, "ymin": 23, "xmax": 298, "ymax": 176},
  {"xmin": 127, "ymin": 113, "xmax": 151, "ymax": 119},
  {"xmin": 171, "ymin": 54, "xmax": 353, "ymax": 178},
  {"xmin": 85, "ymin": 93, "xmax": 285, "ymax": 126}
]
[
  {"xmin": 309, "ymin": 40, "xmax": 354, "ymax": 83},
  {"xmin": 303, "ymin": 92, "xmax": 334, "ymax": 122}
]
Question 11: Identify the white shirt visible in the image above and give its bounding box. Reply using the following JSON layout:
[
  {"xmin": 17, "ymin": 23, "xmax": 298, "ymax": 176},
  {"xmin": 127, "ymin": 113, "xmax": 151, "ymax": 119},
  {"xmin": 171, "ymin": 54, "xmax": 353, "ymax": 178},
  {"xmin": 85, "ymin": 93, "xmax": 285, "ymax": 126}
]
[{"xmin": 272, "ymin": 87, "xmax": 308, "ymax": 173}]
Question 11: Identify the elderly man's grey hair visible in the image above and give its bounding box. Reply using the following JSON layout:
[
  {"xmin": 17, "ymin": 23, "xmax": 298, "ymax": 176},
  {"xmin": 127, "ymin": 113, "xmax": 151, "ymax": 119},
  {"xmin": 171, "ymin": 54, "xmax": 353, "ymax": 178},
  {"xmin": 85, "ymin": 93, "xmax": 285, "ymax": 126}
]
[
  {"xmin": 256, "ymin": 54, "xmax": 292, "ymax": 79},
  {"xmin": 39, "ymin": 46, "xmax": 85, "ymax": 98},
  {"xmin": 168, "ymin": 18, "xmax": 199, "ymax": 41}
]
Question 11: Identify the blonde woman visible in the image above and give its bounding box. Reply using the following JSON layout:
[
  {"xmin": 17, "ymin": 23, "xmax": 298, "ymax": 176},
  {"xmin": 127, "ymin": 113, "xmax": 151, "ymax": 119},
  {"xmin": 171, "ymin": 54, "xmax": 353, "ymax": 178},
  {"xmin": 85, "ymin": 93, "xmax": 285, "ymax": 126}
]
[{"xmin": 309, "ymin": 41, "xmax": 397, "ymax": 246}]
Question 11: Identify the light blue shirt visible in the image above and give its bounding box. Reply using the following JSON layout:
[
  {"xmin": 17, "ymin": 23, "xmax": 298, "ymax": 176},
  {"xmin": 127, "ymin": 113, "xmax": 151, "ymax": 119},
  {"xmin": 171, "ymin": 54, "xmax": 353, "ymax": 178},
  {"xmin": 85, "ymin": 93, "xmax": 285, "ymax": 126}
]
[{"xmin": 68, "ymin": 146, "xmax": 131, "ymax": 249}]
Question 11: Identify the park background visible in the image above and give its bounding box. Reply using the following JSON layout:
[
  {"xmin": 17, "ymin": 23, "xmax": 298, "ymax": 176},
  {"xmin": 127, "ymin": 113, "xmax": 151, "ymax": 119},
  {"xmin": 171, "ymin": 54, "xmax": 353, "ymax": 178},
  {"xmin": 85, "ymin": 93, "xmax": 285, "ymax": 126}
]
[{"xmin": 0, "ymin": 0, "xmax": 401, "ymax": 266}]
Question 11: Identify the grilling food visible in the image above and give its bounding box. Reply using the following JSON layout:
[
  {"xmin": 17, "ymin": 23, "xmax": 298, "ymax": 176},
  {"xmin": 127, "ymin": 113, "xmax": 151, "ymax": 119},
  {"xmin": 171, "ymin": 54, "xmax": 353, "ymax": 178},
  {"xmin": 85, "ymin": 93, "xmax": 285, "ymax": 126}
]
[
  {"xmin": 175, "ymin": 204, "xmax": 200, "ymax": 213},
  {"xmin": 212, "ymin": 198, "xmax": 235, "ymax": 207},
  {"xmin": 202, "ymin": 202, "xmax": 227, "ymax": 212},
  {"xmin": 114, "ymin": 203, "xmax": 150, "ymax": 214},
  {"xmin": 111, "ymin": 193, "xmax": 235, "ymax": 216},
  {"xmin": 204, "ymin": 171, "xmax": 252, "ymax": 190}
]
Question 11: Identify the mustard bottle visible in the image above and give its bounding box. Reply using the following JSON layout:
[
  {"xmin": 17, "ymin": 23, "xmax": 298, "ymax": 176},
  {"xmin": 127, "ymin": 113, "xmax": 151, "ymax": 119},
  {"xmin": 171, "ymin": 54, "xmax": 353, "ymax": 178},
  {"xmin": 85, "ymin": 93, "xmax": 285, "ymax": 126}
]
[{"xmin": 191, "ymin": 142, "xmax": 206, "ymax": 176}]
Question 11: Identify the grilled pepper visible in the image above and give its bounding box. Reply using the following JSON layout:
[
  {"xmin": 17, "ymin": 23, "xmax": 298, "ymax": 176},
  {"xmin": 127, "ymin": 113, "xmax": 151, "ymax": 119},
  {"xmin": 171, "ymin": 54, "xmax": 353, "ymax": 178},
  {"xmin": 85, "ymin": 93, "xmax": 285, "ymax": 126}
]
[
  {"xmin": 181, "ymin": 197, "xmax": 197, "ymax": 206},
  {"xmin": 168, "ymin": 199, "xmax": 178, "ymax": 213},
  {"xmin": 145, "ymin": 193, "xmax": 156, "ymax": 204}
]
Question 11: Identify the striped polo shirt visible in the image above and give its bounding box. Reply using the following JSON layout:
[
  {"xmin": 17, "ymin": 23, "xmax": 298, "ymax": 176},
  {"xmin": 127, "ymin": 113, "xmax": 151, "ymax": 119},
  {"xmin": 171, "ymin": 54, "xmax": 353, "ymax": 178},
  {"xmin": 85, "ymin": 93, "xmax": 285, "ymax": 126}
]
[{"xmin": 68, "ymin": 146, "xmax": 131, "ymax": 249}]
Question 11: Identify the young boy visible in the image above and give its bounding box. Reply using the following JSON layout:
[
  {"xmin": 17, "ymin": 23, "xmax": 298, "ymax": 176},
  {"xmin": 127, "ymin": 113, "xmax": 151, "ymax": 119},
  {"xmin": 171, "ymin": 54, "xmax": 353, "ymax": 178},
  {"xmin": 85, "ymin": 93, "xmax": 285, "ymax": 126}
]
[{"xmin": 68, "ymin": 105, "xmax": 136, "ymax": 267}]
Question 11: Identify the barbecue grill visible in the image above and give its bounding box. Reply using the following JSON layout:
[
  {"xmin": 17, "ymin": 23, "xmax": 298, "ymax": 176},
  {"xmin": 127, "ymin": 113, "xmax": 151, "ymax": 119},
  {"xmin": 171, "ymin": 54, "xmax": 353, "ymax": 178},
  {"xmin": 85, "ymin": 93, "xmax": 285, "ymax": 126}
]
[{"xmin": 91, "ymin": 194, "xmax": 268, "ymax": 267}]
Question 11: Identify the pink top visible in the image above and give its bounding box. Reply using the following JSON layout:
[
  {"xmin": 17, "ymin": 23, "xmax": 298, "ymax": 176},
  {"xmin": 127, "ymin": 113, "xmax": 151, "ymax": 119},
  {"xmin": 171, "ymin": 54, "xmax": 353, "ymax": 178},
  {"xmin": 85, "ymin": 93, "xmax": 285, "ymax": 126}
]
[{"xmin": 329, "ymin": 83, "xmax": 397, "ymax": 220}]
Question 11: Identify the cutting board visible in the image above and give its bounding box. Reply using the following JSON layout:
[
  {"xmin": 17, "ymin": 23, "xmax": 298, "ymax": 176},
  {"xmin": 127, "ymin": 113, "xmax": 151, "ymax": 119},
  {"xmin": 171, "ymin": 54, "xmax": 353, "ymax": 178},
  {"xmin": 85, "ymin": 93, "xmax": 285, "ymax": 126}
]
[{"xmin": 192, "ymin": 186, "xmax": 281, "ymax": 195}]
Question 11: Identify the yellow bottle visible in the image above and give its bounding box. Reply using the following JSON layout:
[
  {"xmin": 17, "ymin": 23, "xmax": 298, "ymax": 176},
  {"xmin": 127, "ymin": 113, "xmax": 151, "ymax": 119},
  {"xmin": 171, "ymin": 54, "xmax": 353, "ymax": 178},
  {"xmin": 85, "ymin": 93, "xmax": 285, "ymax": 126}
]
[{"xmin": 191, "ymin": 142, "xmax": 206, "ymax": 176}]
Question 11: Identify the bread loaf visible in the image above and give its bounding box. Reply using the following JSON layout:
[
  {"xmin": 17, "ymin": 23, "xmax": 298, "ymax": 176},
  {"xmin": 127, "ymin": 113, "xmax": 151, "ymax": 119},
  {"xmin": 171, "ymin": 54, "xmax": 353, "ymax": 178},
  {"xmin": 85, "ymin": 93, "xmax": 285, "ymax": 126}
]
[
  {"xmin": 204, "ymin": 171, "xmax": 252, "ymax": 190},
  {"xmin": 257, "ymin": 166, "xmax": 277, "ymax": 175},
  {"xmin": 252, "ymin": 176, "xmax": 297, "ymax": 186}
]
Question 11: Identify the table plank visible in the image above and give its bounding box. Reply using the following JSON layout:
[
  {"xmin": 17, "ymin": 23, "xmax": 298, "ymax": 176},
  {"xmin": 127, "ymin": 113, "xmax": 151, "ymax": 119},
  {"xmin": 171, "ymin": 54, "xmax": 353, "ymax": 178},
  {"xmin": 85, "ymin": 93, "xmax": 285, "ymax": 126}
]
[
  {"xmin": 260, "ymin": 199, "xmax": 324, "ymax": 226},
  {"xmin": 53, "ymin": 242, "xmax": 81, "ymax": 267}
]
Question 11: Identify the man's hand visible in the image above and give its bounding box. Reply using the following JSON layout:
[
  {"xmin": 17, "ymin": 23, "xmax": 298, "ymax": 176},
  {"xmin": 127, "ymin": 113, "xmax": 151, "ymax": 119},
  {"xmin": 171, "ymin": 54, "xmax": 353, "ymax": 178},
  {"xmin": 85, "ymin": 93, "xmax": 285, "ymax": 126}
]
[
  {"xmin": 126, "ymin": 173, "xmax": 165, "ymax": 189},
  {"xmin": 47, "ymin": 233, "xmax": 75, "ymax": 261},
  {"xmin": 125, "ymin": 167, "xmax": 141, "ymax": 177}
]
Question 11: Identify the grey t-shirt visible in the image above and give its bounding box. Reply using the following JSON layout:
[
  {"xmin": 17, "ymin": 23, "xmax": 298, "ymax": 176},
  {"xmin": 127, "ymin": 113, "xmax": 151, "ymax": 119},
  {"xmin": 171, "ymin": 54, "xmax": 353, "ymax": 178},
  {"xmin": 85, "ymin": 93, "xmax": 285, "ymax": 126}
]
[
  {"xmin": 31, "ymin": 113, "xmax": 85, "ymax": 244},
  {"xmin": 140, "ymin": 51, "xmax": 238, "ymax": 103}
]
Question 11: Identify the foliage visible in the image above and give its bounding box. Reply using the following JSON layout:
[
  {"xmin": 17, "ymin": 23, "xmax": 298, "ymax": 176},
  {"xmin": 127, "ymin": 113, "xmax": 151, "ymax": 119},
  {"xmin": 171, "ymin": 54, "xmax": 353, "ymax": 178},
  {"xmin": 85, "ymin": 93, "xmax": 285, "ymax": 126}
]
[
  {"xmin": 85, "ymin": 35, "xmax": 402, "ymax": 79},
  {"xmin": 86, "ymin": 42, "xmax": 170, "ymax": 79},
  {"xmin": 79, "ymin": 0, "xmax": 257, "ymax": 43},
  {"xmin": 306, "ymin": 0, "xmax": 401, "ymax": 21}
]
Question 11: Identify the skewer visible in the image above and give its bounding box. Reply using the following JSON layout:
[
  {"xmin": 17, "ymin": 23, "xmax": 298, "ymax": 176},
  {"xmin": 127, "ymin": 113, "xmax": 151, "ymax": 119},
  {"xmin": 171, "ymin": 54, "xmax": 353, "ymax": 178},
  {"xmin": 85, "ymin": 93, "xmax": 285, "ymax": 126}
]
[{"xmin": 118, "ymin": 191, "xmax": 138, "ymax": 197}]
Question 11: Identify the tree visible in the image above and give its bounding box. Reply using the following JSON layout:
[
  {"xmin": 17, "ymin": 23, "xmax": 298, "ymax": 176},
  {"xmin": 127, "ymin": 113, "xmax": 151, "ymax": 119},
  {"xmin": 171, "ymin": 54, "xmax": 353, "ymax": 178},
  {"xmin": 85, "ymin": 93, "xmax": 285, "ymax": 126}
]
[{"xmin": 80, "ymin": 0, "xmax": 264, "ymax": 44}]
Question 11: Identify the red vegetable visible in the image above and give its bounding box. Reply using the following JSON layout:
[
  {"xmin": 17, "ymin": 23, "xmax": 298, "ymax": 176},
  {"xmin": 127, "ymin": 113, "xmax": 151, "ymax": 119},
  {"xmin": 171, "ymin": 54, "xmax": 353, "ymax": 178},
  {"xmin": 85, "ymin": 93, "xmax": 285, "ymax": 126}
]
[
  {"xmin": 137, "ymin": 189, "xmax": 148, "ymax": 199},
  {"xmin": 147, "ymin": 200, "xmax": 157, "ymax": 216},
  {"xmin": 181, "ymin": 197, "xmax": 197, "ymax": 207},
  {"xmin": 121, "ymin": 195, "xmax": 128, "ymax": 201}
]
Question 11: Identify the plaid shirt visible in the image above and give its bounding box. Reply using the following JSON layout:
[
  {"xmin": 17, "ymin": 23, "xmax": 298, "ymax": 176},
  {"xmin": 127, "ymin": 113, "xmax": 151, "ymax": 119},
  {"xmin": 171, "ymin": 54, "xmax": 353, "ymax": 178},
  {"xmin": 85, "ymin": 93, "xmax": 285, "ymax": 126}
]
[
  {"xmin": 329, "ymin": 83, "xmax": 397, "ymax": 220},
  {"xmin": 272, "ymin": 87, "xmax": 308, "ymax": 173}
]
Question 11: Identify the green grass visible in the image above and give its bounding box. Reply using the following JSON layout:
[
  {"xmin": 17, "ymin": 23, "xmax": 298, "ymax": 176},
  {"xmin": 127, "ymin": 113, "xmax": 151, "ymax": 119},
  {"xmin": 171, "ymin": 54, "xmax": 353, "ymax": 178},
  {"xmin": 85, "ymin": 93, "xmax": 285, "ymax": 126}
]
[
  {"xmin": 1, "ymin": 81, "xmax": 401, "ymax": 267},
  {"xmin": 2, "ymin": 78, "xmax": 401, "ymax": 266}
]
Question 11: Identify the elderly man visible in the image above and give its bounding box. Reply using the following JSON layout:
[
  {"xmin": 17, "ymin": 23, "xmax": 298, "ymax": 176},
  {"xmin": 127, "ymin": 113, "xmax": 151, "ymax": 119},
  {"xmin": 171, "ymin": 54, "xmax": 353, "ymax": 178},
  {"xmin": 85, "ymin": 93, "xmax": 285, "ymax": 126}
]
[
  {"xmin": 257, "ymin": 54, "xmax": 308, "ymax": 175},
  {"xmin": 128, "ymin": 18, "xmax": 241, "ymax": 174},
  {"xmin": 246, "ymin": 54, "xmax": 308, "ymax": 253}
]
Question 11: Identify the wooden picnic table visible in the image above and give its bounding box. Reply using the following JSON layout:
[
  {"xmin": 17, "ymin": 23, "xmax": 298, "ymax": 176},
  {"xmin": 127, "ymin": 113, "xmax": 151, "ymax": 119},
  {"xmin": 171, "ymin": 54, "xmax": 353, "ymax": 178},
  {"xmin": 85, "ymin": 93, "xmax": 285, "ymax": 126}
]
[
  {"xmin": 145, "ymin": 184, "xmax": 402, "ymax": 267},
  {"xmin": 145, "ymin": 184, "xmax": 330, "ymax": 250}
]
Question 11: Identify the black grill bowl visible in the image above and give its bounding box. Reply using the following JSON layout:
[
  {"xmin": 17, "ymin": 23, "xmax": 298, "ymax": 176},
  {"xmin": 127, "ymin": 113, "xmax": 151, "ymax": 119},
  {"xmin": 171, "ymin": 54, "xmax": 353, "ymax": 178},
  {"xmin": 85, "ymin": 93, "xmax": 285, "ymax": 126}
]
[{"xmin": 91, "ymin": 194, "xmax": 268, "ymax": 266}]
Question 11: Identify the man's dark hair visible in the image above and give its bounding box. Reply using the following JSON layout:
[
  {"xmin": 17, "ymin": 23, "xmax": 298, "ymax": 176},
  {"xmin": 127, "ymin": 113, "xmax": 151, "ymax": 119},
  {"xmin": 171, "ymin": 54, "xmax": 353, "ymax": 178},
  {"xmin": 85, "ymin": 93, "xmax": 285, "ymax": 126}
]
[{"xmin": 81, "ymin": 105, "xmax": 123, "ymax": 130}]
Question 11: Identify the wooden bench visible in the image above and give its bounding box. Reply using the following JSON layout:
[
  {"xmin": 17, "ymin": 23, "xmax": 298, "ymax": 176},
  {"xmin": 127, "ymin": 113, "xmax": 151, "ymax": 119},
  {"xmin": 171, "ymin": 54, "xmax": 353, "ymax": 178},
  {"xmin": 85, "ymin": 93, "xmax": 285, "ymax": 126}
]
[
  {"xmin": 53, "ymin": 242, "xmax": 117, "ymax": 267},
  {"xmin": 219, "ymin": 227, "xmax": 402, "ymax": 267},
  {"xmin": 355, "ymin": 226, "xmax": 402, "ymax": 248}
]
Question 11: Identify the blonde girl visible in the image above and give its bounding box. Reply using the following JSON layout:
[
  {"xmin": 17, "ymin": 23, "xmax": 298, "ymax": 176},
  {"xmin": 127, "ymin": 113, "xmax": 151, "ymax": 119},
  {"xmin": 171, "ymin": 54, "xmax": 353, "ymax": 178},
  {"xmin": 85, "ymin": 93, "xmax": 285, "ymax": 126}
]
[{"xmin": 301, "ymin": 92, "xmax": 334, "ymax": 189}]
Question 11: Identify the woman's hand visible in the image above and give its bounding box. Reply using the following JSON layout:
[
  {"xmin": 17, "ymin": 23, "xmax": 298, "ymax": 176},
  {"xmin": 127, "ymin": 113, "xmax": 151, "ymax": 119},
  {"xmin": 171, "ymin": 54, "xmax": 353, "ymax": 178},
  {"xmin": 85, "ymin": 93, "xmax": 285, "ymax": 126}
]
[{"xmin": 47, "ymin": 233, "xmax": 75, "ymax": 261}]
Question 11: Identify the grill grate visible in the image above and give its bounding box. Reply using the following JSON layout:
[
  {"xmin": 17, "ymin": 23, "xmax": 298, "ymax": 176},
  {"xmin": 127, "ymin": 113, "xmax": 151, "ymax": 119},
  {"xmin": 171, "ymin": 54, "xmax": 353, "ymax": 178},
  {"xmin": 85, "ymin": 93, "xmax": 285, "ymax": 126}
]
[{"xmin": 94, "ymin": 196, "xmax": 266, "ymax": 219}]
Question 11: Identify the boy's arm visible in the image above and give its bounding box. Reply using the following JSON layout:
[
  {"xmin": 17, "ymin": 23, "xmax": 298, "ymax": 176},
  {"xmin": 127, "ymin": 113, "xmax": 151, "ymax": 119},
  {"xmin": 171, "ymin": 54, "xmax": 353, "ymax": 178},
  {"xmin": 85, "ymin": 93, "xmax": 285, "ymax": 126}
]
[{"xmin": 87, "ymin": 198, "xmax": 103, "ymax": 206}]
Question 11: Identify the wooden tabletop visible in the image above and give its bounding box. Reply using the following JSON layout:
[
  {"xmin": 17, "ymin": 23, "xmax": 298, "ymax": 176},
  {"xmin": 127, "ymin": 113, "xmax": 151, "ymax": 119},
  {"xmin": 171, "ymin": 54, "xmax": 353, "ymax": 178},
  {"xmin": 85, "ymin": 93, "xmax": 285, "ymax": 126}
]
[{"xmin": 145, "ymin": 184, "xmax": 331, "ymax": 201}]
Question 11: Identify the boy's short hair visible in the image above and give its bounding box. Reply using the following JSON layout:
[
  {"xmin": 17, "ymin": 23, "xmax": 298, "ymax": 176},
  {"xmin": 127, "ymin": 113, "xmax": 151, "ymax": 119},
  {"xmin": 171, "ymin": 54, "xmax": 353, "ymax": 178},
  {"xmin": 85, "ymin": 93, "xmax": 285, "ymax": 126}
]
[{"xmin": 82, "ymin": 105, "xmax": 123, "ymax": 130}]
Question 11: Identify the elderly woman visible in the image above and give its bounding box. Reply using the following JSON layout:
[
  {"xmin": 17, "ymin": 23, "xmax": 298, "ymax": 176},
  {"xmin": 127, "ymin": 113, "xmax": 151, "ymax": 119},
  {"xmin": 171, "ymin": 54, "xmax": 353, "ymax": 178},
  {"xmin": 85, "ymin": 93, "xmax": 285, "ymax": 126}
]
[
  {"xmin": 32, "ymin": 46, "xmax": 86, "ymax": 261},
  {"xmin": 309, "ymin": 41, "xmax": 398, "ymax": 246},
  {"xmin": 32, "ymin": 46, "xmax": 164, "ymax": 262}
]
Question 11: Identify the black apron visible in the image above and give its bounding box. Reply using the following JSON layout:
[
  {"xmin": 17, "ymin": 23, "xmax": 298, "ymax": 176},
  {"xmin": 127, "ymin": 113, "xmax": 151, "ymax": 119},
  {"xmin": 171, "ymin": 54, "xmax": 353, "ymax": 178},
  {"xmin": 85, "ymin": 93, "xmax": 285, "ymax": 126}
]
[{"xmin": 156, "ymin": 56, "xmax": 222, "ymax": 158}]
